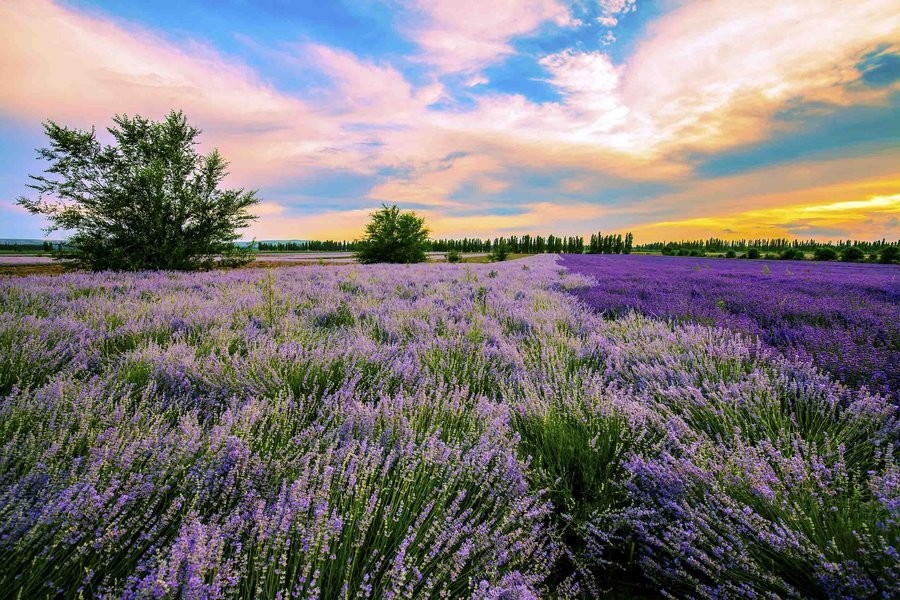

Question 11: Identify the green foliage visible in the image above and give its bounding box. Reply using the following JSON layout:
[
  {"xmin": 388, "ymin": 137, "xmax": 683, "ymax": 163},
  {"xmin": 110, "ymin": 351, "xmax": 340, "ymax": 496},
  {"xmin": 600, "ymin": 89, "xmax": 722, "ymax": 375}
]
[
  {"xmin": 355, "ymin": 204, "xmax": 429, "ymax": 264},
  {"xmin": 779, "ymin": 247, "xmax": 802, "ymax": 260},
  {"xmin": 841, "ymin": 246, "xmax": 865, "ymax": 262},
  {"xmin": 489, "ymin": 243, "xmax": 510, "ymax": 262},
  {"xmin": 316, "ymin": 302, "xmax": 356, "ymax": 329},
  {"xmin": 446, "ymin": 249, "xmax": 462, "ymax": 263},
  {"xmin": 634, "ymin": 236, "xmax": 899, "ymax": 260},
  {"xmin": 516, "ymin": 405, "xmax": 636, "ymax": 524},
  {"xmin": 17, "ymin": 110, "xmax": 259, "ymax": 271},
  {"xmin": 879, "ymin": 245, "xmax": 900, "ymax": 264},
  {"xmin": 747, "ymin": 248, "xmax": 761, "ymax": 259},
  {"xmin": 514, "ymin": 401, "xmax": 648, "ymax": 592},
  {"xmin": 813, "ymin": 246, "xmax": 838, "ymax": 261},
  {"xmin": 724, "ymin": 250, "xmax": 736, "ymax": 258}
]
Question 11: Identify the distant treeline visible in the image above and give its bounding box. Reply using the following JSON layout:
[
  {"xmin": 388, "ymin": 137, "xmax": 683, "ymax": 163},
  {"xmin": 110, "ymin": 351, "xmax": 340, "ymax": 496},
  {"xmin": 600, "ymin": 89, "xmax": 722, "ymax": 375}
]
[
  {"xmin": 430, "ymin": 235, "xmax": 590, "ymax": 254},
  {"xmin": 635, "ymin": 237, "xmax": 898, "ymax": 253},
  {"xmin": 258, "ymin": 232, "xmax": 636, "ymax": 255},
  {"xmin": 635, "ymin": 237, "xmax": 900, "ymax": 263},
  {"xmin": 0, "ymin": 241, "xmax": 59, "ymax": 252},
  {"xmin": 587, "ymin": 232, "xmax": 634, "ymax": 254},
  {"xmin": 17, "ymin": 236, "xmax": 895, "ymax": 263},
  {"xmin": 257, "ymin": 240, "xmax": 358, "ymax": 252}
]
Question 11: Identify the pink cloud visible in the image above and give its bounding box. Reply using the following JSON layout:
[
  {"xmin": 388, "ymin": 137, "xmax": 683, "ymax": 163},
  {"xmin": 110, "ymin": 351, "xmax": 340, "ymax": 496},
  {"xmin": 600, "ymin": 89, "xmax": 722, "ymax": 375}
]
[
  {"xmin": 3, "ymin": 0, "xmax": 899, "ymax": 242},
  {"xmin": 0, "ymin": 0, "xmax": 366, "ymax": 187},
  {"xmin": 425, "ymin": 0, "xmax": 900, "ymax": 177},
  {"xmin": 301, "ymin": 44, "xmax": 444, "ymax": 121},
  {"xmin": 367, "ymin": 154, "xmax": 505, "ymax": 208},
  {"xmin": 599, "ymin": 0, "xmax": 637, "ymax": 15},
  {"xmin": 247, "ymin": 201, "xmax": 607, "ymax": 240},
  {"xmin": 620, "ymin": 0, "xmax": 900, "ymax": 153},
  {"xmin": 402, "ymin": 0, "xmax": 575, "ymax": 73},
  {"xmin": 598, "ymin": 0, "xmax": 636, "ymax": 28}
]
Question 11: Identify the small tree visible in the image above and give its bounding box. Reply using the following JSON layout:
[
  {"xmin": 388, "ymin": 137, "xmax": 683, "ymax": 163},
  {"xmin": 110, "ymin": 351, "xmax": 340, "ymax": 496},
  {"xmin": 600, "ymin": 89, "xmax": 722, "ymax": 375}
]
[
  {"xmin": 879, "ymin": 245, "xmax": 900, "ymax": 264},
  {"xmin": 840, "ymin": 246, "xmax": 865, "ymax": 262},
  {"xmin": 746, "ymin": 248, "xmax": 761, "ymax": 259},
  {"xmin": 489, "ymin": 242, "xmax": 509, "ymax": 262},
  {"xmin": 446, "ymin": 249, "xmax": 462, "ymax": 263},
  {"xmin": 17, "ymin": 110, "xmax": 258, "ymax": 270},
  {"xmin": 355, "ymin": 204, "xmax": 429, "ymax": 264},
  {"xmin": 813, "ymin": 247, "xmax": 838, "ymax": 261}
]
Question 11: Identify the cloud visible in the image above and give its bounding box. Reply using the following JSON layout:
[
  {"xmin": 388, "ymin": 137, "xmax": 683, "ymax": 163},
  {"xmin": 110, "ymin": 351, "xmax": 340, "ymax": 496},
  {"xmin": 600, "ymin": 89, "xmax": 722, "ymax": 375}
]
[
  {"xmin": 427, "ymin": 201, "xmax": 606, "ymax": 236},
  {"xmin": 598, "ymin": 0, "xmax": 637, "ymax": 28},
  {"xmin": 301, "ymin": 44, "xmax": 444, "ymax": 120},
  {"xmin": 617, "ymin": 151, "xmax": 900, "ymax": 240},
  {"xmin": 0, "ymin": 0, "xmax": 369, "ymax": 187},
  {"xmin": 401, "ymin": 0, "xmax": 575, "ymax": 73},
  {"xmin": 367, "ymin": 153, "xmax": 502, "ymax": 208},
  {"xmin": 448, "ymin": 0, "xmax": 900, "ymax": 181},
  {"xmin": 620, "ymin": 0, "xmax": 900, "ymax": 154},
  {"xmin": 0, "ymin": 199, "xmax": 30, "ymax": 215},
  {"xmin": 2, "ymin": 0, "xmax": 899, "ymax": 242},
  {"xmin": 247, "ymin": 200, "xmax": 607, "ymax": 240},
  {"xmin": 599, "ymin": 0, "xmax": 637, "ymax": 14},
  {"xmin": 628, "ymin": 193, "xmax": 900, "ymax": 242}
]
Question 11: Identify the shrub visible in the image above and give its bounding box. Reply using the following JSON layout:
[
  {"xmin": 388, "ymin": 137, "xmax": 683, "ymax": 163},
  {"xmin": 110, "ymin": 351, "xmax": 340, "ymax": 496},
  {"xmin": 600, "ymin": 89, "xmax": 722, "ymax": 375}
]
[
  {"xmin": 446, "ymin": 249, "xmax": 462, "ymax": 263},
  {"xmin": 841, "ymin": 246, "xmax": 865, "ymax": 262},
  {"xmin": 879, "ymin": 246, "xmax": 899, "ymax": 264},
  {"xmin": 813, "ymin": 246, "xmax": 838, "ymax": 261},
  {"xmin": 724, "ymin": 250, "xmax": 736, "ymax": 258},
  {"xmin": 780, "ymin": 248, "xmax": 801, "ymax": 260},
  {"xmin": 746, "ymin": 248, "xmax": 761, "ymax": 259},
  {"xmin": 17, "ymin": 111, "xmax": 259, "ymax": 271},
  {"xmin": 515, "ymin": 402, "xmax": 643, "ymax": 588},
  {"xmin": 490, "ymin": 243, "xmax": 510, "ymax": 262},
  {"xmin": 355, "ymin": 204, "xmax": 429, "ymax": 264}
]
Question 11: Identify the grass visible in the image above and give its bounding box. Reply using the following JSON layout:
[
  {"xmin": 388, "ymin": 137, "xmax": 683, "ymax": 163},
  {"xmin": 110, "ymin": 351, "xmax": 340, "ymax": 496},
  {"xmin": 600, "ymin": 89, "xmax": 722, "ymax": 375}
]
[
  {"xmin": 458, "ymin": 253, "xmax": 534, "ymax": 263},
  {"xmin": 0, "ymin": 264, "xmax": 71, "ymax": 277}
]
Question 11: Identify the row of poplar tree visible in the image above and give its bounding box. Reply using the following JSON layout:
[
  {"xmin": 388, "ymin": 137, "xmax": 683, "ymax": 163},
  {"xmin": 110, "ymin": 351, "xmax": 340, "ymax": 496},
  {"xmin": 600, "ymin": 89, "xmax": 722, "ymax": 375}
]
[{"xmin": 258, "ymin": 231, "xmax": 636, "ymax": 255}]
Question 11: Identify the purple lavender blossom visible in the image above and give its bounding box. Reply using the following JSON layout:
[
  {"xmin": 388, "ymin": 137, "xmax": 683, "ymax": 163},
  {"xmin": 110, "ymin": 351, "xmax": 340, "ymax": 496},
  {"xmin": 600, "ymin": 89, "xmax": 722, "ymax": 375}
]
[{"xmin": 559, "ymin": 254, "xmax": 900, "ymax": 399}]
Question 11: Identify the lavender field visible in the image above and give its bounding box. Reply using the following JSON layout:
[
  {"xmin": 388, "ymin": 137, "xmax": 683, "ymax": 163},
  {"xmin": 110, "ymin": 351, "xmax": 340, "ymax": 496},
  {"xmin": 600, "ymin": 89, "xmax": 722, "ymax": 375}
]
[
  {"xmin": 1, "ymin": 256, "xmax": 897, "ymax": 598},
  {"xmin": 560, "ymin": 255, "xmax": 900, "ymax": 399}
]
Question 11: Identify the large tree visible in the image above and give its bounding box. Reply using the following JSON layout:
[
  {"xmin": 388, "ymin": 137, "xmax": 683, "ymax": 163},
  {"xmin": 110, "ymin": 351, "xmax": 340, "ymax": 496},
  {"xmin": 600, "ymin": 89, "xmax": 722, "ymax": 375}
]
[
  {"xmin": 17, "ymin": 110, "xmax": 259, "ymax": 271},
  {"xmin": 355, "ymin": 204, "xmax": 429, "ymax": 264}
]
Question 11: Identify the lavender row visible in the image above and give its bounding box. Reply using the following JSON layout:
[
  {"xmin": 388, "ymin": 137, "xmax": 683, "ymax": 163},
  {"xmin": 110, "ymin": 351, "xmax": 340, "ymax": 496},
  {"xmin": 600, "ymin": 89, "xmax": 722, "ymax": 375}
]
[
  {"xmin": 558, "ymin": 254, "xmax": 900, "ymax": 399},
  {"xmin": 0, "ymin": 256, "xmax": 896, "ymax": 597}
]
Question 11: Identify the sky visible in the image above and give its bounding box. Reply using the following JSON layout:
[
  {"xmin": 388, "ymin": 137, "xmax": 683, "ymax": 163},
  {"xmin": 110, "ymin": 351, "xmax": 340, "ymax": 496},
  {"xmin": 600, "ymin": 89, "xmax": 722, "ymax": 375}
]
[{"xmin": 1, "ymin": 0, "xmax": 899, "ymax": 243}]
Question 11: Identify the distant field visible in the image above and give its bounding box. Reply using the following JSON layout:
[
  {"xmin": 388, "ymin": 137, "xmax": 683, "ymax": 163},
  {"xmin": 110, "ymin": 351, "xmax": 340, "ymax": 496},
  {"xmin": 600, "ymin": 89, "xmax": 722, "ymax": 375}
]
[
  {"xmin": 0, "ymin": 254, "xmax": 55, "ymax": 264},
  {"xmin": 0, "ymin": 251, "xmax": 492, "ymax": 268},
  {"xmin": 560, "ymin": 253, "xmax": 900, "ymax": 397}
]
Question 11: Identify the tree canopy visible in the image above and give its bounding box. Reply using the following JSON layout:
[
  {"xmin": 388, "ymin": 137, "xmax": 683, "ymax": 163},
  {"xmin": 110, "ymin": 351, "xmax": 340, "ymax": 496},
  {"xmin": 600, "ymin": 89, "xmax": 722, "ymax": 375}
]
[
  {"xmin": 17, "ymin": 110, "xmax": 259, "ymax": 271},
  {"xmin": 355, "ymin": 204, "xmax": 429, "ymax": 264}
]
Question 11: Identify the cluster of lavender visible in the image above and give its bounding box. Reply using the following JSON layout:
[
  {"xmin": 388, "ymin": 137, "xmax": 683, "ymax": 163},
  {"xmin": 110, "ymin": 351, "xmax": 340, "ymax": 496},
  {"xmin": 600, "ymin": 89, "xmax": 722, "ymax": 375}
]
[
  {"xmin": 0, "ymin": 256, "xmax": 896, "ymax": 598},
  {"xmin": 559, "ymin": 254, "xmax": 900, "ymax": 399}
]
